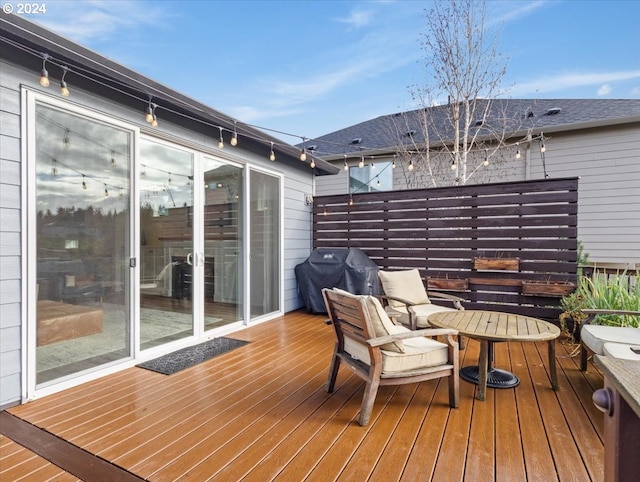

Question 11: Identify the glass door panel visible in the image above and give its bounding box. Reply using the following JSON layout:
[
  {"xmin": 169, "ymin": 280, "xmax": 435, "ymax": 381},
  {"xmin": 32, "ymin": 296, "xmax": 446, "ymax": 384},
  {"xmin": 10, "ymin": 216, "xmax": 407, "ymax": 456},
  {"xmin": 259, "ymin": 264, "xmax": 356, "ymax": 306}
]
[
  {"xmin": 139, "ymin": 139, "xmax": 194, "ymax": 349},
  {"xmin": 249, "ymin": 170, "xmax": 280, "ymax": 318},
  {"xmin": 35, "ymin": 104, "xmax": 132, "ymax": 384},
  {"xmin": 203, "ymin": 157, "xmax": 244, "ymax": 327}
]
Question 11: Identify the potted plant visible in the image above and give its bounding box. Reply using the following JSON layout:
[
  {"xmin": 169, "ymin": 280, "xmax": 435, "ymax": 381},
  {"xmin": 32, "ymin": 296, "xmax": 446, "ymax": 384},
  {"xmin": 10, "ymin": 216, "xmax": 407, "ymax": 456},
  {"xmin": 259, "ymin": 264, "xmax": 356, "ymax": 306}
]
[{"xmin": 559, "ymin": 268, "xmax": 640, "ymax": 342}]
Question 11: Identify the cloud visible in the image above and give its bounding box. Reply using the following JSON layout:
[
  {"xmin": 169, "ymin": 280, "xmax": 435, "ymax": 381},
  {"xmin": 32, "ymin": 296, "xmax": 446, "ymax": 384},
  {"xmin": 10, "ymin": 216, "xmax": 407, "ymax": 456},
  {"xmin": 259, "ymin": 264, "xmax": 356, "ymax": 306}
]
[
  {"xmin": 31, "ymin": 0, "xmax": 169, "ymax": 43},
  {"xmin": 488, "ymin": 0, "xmax": 551, "ymax": 27},
  {"xmin": 597, "ymin": 84, "xmax": 612, "ymax": 96},
  {"xmin": 506, "ymin": 70, "xmax": 640, "ymax": 96},
  {"xmin": 335, "ymin": 8, "xmax": 374, "ymax": 29}
]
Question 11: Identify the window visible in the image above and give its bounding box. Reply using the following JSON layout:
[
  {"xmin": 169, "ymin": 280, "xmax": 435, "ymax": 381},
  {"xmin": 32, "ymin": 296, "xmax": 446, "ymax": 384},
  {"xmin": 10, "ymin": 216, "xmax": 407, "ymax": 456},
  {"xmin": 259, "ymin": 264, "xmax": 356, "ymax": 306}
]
[{"xmin": 349, "ymin": 161, "xmax": 393, "ymax": 194}]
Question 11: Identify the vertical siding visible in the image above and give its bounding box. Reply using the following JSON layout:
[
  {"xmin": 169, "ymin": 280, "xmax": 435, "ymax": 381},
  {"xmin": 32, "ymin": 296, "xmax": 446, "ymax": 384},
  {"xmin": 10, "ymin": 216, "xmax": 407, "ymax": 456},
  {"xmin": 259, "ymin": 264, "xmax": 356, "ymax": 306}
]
[{"xmin": 0, "ymin": 66, "xmax": 22, "ymax": 407}]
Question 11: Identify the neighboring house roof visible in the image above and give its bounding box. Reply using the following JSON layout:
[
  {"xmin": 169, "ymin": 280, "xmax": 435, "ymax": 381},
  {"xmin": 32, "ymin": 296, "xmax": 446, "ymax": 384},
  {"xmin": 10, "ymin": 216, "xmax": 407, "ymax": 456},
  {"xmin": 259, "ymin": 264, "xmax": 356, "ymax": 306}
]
[
  {"xmin": 0, "ymin": 14, "xmax": 339, "ymax": 176},
  {"xmin": 308, "ymin": 98, "xmax": 640, "ymax": 160}
]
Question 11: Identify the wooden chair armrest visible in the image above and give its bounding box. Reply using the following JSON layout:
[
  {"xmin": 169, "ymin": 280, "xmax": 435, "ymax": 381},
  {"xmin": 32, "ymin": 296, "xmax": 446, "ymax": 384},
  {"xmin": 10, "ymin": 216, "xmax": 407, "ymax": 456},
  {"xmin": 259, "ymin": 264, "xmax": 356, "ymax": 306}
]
[
  {"xmin": 367, "ymin": 328, "xmax": 459, "ymax": 347},
  {"xmin": 427, "ymin": 291, "xmax": 465, "ymax": 310},
  {"xmin": 379, "ymin": 294, "xmax": 419, "ymax": 307}
]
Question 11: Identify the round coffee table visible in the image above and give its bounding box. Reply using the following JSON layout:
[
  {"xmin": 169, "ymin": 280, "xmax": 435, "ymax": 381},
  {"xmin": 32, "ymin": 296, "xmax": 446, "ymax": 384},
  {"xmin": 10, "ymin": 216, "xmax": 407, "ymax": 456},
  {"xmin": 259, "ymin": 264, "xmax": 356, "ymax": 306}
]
[{"xmin": 428, "ymin": 310, "xmax": 561, "ymax": 400}]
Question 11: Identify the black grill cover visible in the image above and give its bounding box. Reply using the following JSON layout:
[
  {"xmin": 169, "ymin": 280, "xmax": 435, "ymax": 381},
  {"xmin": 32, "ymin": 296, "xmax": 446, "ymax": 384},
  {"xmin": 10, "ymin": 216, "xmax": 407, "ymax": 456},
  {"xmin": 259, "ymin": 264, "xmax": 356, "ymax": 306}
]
[{"xmin": 295, "ymin": 248, "xmax": 380, "ymax": 313}]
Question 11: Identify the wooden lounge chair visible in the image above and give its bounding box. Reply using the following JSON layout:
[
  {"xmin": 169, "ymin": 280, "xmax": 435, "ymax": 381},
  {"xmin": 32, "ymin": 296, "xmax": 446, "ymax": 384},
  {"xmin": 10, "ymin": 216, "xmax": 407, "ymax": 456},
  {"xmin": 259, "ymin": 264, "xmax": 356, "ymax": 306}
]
[
  {"xmin": 322, "ymin": 288, "xmax": 459, "ymax": 426},
  {"xmin": 378, "ymin": 269, "xmax": 465, "ymax": 331}
]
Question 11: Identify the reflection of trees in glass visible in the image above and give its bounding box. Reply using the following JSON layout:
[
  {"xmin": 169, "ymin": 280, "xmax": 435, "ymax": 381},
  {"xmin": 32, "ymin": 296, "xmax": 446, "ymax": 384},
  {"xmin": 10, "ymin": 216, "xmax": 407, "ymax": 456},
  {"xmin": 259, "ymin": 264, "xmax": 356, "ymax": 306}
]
[{"xmin": 37, "ymin": 206, "xmax": 127, "ymax": 262}]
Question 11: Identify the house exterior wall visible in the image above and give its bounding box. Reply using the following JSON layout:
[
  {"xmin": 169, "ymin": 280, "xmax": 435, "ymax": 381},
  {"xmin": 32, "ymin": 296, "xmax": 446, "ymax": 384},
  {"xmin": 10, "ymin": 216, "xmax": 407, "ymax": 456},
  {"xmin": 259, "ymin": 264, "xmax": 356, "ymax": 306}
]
[
  {"xmin": 314, "ymin": 124, "xmax": 640, "ymax": 267},
  {"xmin": 0, "ymin": 58, "xmax": 312, "ymax": 408}
]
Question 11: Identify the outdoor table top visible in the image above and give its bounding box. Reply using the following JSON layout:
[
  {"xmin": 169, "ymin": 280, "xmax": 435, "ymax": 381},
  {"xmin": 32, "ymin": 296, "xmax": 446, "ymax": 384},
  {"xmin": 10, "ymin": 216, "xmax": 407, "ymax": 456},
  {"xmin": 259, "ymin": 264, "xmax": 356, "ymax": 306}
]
[{"xmin": 428, "ymin": 309, "xmax": 560, "ymax": 342}]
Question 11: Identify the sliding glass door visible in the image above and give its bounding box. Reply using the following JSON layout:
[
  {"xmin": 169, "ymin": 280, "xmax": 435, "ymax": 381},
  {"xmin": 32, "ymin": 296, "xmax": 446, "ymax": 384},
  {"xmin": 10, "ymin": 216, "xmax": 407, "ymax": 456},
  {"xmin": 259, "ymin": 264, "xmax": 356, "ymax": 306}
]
[
  {"xmin": 249, "ymin": 169, "xmax": 281, "ymax": 319},
  {"xmin": 33, "ymin": 102, "xmax": 132, "ymax": 385},
  {"xmin": 139, "ymin": 139, "xmax": 194, "ymax": 349}
]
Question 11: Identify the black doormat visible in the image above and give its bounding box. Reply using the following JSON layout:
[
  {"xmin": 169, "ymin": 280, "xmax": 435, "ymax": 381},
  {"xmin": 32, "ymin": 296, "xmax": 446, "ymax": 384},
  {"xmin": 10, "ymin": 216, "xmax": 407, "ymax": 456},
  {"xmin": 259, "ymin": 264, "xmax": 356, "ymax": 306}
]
[{"xmin": 136, "ymin": 337, "xmax": 249, "ymax": 375}]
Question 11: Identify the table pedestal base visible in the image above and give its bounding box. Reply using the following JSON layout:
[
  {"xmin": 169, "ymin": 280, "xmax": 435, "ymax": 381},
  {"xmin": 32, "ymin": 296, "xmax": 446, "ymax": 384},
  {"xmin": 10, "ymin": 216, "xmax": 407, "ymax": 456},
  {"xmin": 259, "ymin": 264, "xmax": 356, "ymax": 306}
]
[{"xmin": 460, "ymin": 366, "xmax": 520, "ymax": 389}]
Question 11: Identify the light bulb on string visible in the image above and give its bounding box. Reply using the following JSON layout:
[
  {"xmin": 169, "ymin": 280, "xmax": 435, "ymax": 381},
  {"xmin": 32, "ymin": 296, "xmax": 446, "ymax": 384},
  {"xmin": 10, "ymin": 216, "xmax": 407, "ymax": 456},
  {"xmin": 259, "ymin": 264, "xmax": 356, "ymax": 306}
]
[
  {"xmin": 515, "ymin": 142, "xmax": 521, "ymax": 160},
  {"xmin": 358, "ymin": 156, "xmax": 364, "ymax": 168},
  {"xmin": 63, "ymin": 128, "xmax": 70, "ymax": 149},
  {"xmin": 39, "ymin": 53, "xmax": 50, "ymax": 87},
  {"xmin": 269, "ymin": 142, "xmax": 276, "ymax": 161},
  {"xmin": 150, "ymin": 104, "xmax": 158, "ymax": 127},
  {"xmin": 376, "ymin": 178, "xmax": 381, "ymax": 187},
  {"xmin": 230, "ymin": 122, "xmax": 238, "ymax": 146},
  {"xmin": 310, "ymin": 159, "xmax": 316, "ymax": 169},
  {"xmin": 218, "ymin": 127, "xmax": 224, "ymax": 149},
  {"xmin": 145, "ymin": 95, "xmax": 154, "ymax": 123},
  {"xmin": 343, "ymin": 156, "xmax": 348, "ymax": 171},
  {"xmin": 540, "ymin": 142, "xmax": 546, "ymax": 153},
  {"xmin": 483, "ymin": 149, "xmax": 489, "ymax": 166},
  {"xmin": 168, "ymin": 173, "xmax": 172, "ymax": 186},
  {"xmin": 82, "ymin": 175, "xmax": 87, "ymax": 190},
  {"xmin": 408, "ymin": 159, "xmax": 414, "ymax": 171},
  {"xmin": 349, "ymin": 196, "xmax": 354, "ymax": 206},
  {"xmin": 111, "ymin": 150, "xmax": 117, "ymax": 167},
  {"xmin": 392, "ymin": 159, "xmax": 396, "ymax": 169},
  {"xmin": 451, "ymin": 160, "xmax": 457, "ymax": 171},
  {"xmin": 104, "ymin": 184, "xmax": 109, "ymax": 197},
  {"xmin": 299, "ymin": 137, "xmax": 307, "ymax": 161},
  {"xmin": 60, "ymin": 66, "xmax": 70, "ymax": 97},
  {"xmin": 51, "ymin": 158, "xmax": 58, "ymax": 176}
]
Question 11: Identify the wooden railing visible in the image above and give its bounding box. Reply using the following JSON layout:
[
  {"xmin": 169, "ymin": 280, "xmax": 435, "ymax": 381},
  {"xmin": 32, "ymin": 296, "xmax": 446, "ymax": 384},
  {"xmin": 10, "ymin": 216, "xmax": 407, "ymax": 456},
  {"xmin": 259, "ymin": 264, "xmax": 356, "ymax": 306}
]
[{"xmin": 313, "ymin": 177, "xmax": 579, "ymax": 321}]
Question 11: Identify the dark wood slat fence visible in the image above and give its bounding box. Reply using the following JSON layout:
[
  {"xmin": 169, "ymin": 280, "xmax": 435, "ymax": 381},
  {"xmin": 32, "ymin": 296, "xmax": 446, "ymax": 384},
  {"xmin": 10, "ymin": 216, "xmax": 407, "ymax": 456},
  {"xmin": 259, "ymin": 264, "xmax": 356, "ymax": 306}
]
[{"xmin": 313, "ymin": 177, "xmax": 579, "ymax": 321}]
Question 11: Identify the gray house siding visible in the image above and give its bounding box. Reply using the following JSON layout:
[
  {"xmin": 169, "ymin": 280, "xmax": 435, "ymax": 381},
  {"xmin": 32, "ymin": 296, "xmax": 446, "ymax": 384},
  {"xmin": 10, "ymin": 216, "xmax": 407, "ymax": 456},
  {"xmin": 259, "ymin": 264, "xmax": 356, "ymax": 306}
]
[
  {"xmin": 315, "ymin": 123, "xmax": 640, "ymax": 267},
  {"xmin": 0, "ymin": 63, "xmax": 23, "ymax": 407},
  {"xmin": 530, "ymin": 125, "xmax": 640, "ymax": 265},
  {"xmin": 0, "ymin": 53, "xmax": 317, "ymax": 406}
]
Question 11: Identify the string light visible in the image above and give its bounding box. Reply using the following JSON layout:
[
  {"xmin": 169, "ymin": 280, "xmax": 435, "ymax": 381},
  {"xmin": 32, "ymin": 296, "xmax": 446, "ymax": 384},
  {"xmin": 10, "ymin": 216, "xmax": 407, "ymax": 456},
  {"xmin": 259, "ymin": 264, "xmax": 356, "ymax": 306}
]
[
  {"xmin": 13, "ymin": 41, "xmax": 553, "ymax": 174},
  {"xmin": 300, "ymin": 137, "xmax": 307, "ymax": 161},
  {"xmin": 51, "ymin": 158, "xmax": 58, "ymax": 175},
  {"xmin": 408, "ymin": 159, "xmax": 414, "ymax": 171},
  {"xmin": 269, "ymin": 142, "xmax": 276, "ymax": 161},
  {"xmin": 349, "ymin": 195, "xmax": 354, "ymax": 206},
  {"xmin": 343, "ymin": 155, "xmax": 348, "ymax": 171},
  {"xmin": 358, "ymin": 156, "xmax": 364, "ymax": 168},
  {"xmin": 230, "ymin": 122, "xmax": 238, "ymax": 146},
  {"xmin": 104, "ymin": 184, "xmax": 109, "ymax": 197},
  {"xmin": 515, "ymin": 142, "xmax": 521, "ymax": 160},
  {"xmin": 39, "ymin": 53, "xmax": 50, "ymax": 87},
  {"xmin": 483, "ymin": 149, "xmax": 489, "ymax": 166},
  {"xmin": 144, "ymin": 95, "xmax": 154, "ymax": 123},
  {"xmin": 150, "ymin": 104, "xmax": 158, "ymax": 127},
  {"xmin": 218, "ymin": 127, "xmax": 224, "ymax": 149},
  {"xmin": 63, "ymin": 128, "xmax": 70, "ymax": 149},
  {"xmin": 392, "ymin": 159, "xmax": 396, "ymax": 169},
  {"xmin": 111, "ymin": 150, "xmax": 117, "ymax": 167},
  {"xmin": 60, "ymin": 66, "xmax": 70, "ymax": 96},
  {"xmin": 310, "ymin": 159, "xmax": 316, "ymax": 168},
  {"xmin": 82, "ymin": 175, "xmax": 87, "ymax": 190}
]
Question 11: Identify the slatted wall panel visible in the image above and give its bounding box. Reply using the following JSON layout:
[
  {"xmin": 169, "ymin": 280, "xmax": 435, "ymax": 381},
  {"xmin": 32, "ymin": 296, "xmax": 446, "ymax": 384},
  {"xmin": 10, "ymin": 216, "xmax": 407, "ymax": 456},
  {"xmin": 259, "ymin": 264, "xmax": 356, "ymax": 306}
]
[{"xmin": 313, "ymin": 177, "xmax": 579, "ymax": 320}]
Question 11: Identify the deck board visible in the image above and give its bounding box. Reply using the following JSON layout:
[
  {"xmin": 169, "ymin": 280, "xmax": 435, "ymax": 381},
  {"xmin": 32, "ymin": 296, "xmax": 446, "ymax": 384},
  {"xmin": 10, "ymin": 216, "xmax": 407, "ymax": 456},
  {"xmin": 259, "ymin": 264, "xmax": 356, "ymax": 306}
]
[{"xmin": 2, "ymin": 310, "xmax": 605, "ymax": 481}]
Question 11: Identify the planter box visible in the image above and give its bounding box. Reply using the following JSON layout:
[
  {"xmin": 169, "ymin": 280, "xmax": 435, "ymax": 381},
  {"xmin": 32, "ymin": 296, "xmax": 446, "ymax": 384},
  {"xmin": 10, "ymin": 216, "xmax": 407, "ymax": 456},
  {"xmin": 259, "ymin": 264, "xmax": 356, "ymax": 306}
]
[
  {"xmin": 473, "ymin": 257, "xmax": 520, "ymax": 271},
  {"xmin": 427, "ymin": 278, "xmax": 468, "ymax": 292},
  {"xmin": 521, "ymin": 280, "xmax": 576, "ymax": 297}
]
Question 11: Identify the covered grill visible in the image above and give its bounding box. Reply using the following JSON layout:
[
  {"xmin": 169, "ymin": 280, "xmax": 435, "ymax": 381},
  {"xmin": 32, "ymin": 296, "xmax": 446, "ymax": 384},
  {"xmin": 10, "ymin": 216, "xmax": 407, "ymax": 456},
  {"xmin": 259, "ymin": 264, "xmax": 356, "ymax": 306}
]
[{"xmin": 295, "ymin": 248, "xmax": 380, "ymax": 313}]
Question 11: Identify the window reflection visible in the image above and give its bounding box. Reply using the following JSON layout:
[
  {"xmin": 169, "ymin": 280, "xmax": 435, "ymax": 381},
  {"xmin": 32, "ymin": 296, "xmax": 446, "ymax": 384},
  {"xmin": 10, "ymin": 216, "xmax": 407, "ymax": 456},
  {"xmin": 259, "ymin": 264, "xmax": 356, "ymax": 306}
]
[{"xmin": 35, "ymin": 103, "xmax": 131, "ymax": 384}]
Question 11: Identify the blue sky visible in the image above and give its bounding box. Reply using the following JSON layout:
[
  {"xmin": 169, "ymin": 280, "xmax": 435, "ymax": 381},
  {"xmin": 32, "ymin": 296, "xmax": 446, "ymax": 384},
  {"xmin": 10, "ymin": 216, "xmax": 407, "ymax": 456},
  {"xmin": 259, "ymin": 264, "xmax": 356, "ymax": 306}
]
[{"xmin": 18, "ymin": 0, "xmax": 640, "ymax": 143}]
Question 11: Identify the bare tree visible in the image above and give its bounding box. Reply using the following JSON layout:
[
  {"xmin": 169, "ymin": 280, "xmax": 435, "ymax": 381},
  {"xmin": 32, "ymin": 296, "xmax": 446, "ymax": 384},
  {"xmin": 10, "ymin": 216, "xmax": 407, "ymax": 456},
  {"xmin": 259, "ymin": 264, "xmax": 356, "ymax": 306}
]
[{"xmin": 392, "ymin": 0, "xmax": 519, "ymax": 187}]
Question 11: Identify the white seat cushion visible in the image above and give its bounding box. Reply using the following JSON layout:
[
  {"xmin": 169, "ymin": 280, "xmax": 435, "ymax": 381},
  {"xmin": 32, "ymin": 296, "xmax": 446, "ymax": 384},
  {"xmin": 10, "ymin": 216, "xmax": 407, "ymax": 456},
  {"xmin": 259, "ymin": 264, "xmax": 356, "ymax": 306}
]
[
  {"xmin": 602, "ymin": 343, "xmax": 640, "ymax": 361},
  {"xmin": 386, "ymin": 303, "xmax": 457, "ymax": 328},
  {"xmin": 581, "ymin": 325, "xmax": 640, "ymax": 355},
  {"xmin": 344, "ymin": 332, "xmax": 449, "ymax": 373},
  {"xmin": 378, "ymin": 269, "xmax": 430, "ymax": 309}
]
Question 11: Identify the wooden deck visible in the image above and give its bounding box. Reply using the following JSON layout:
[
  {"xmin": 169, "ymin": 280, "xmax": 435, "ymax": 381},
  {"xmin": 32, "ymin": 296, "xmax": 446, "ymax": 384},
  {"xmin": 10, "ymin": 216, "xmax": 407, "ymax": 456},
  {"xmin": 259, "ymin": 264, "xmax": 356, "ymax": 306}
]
[{"xmin": 1, "ymin": 310, "xmax": 605, "ymax": 481}]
